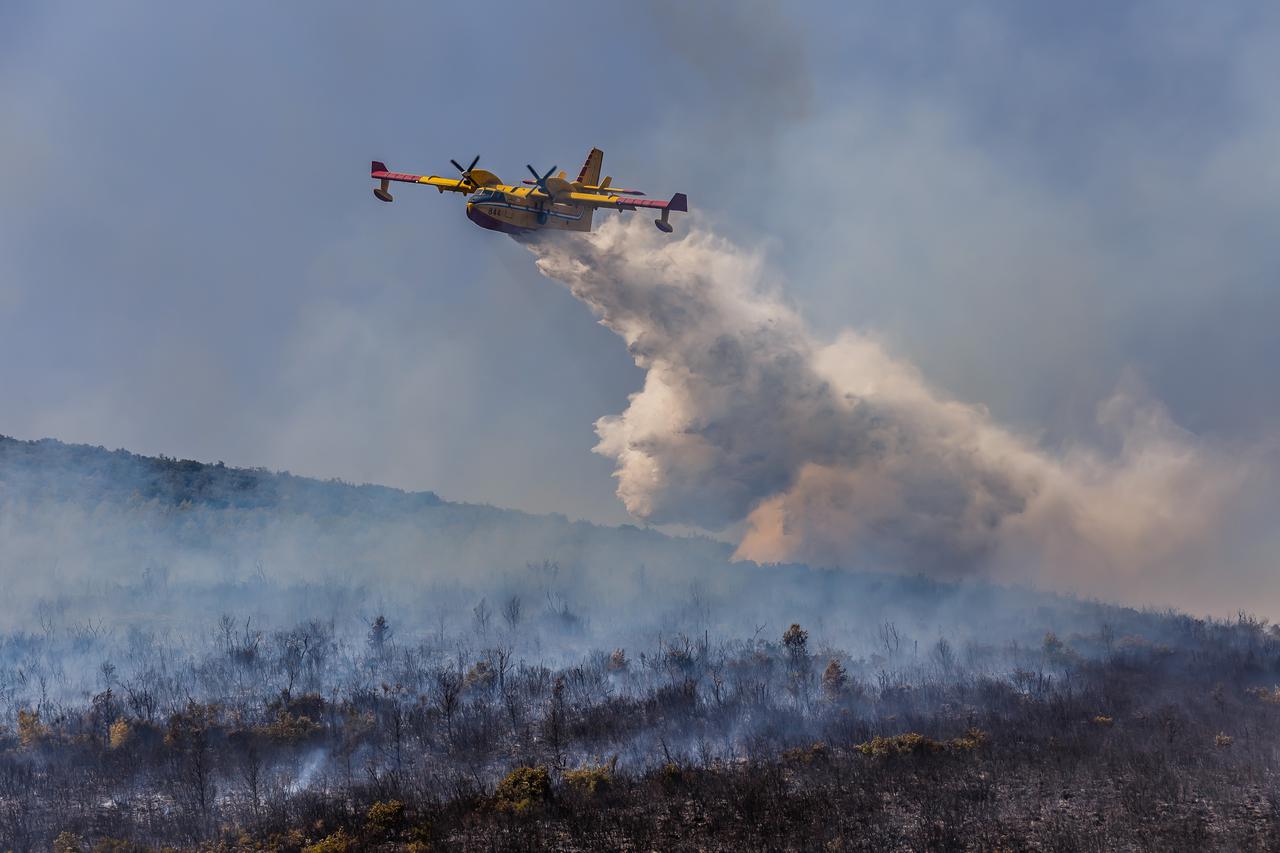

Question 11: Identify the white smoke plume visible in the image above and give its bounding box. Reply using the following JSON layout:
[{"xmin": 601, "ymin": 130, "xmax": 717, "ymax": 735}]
[{"xmin": 522, "ymin": 218, "xmax": 1252, "ymax": 597}]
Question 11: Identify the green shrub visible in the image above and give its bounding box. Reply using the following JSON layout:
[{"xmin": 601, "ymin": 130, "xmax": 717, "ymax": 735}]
[
  {"xmin": 782, "ymin": 741, "xmax": 831, "ymax": 765},
  {"xmin": 17, "ymin": 708, "xmax": 47, "ymax": 747},
  {"xmin": 366, "ymin": 799, "xmax": 406, "ymax": 838},
  {"xmin": 302, "ymin": 828, "xmax": 355, "ymax": 853},
  {"xmin": 53, "ymin": 831, "xmax": 85, "ymax": 853},
  {"xmin": 564, "ymin": 764, "xmax": 612, "ymax": 795},
  {"xmin": 856, "ymin": 729, "xmax": 988, "ymax": 757},
  {"xmin": 948, "ymin": 728, "xmax": 989, "ymax": 751},
  {"xmin": 494, "ymin": 766, "xmax": 551, "ymax": 813},
  {"xmin": 90, "ymin": 841, "xmax": 151, "ymax": 853},
  {"xmin": 856, "ymin": 732, "xmax": 942, "ymax": 757}
]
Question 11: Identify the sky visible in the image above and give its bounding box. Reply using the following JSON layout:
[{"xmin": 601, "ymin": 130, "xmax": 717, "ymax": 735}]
[{"xmin": 3, "ymin": 0, "xmax": 1279, "ymax": 536}]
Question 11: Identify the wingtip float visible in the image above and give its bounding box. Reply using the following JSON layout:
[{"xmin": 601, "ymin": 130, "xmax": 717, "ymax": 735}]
[{"xmin": 370, "ymin": 148, "xmax": 688, "ymax": 235}]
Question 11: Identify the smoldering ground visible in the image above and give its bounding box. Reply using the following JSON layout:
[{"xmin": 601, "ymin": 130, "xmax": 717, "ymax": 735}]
[{"xmin": 520, "ymin": 218, "xmax": 1270, "ymax": 609}]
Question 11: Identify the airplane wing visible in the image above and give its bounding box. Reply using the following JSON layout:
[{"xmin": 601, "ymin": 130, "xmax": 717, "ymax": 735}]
[
  {"xmin": 526, "ymin": 180, "xmax": 645, "ymax": 195},
  {"xmin": 371, "ymin": 161, "xmax": 470, "ymax": 201},
  {"xmin": 564, "ymin": 191, "xmax": 688, "ymax": 213}
]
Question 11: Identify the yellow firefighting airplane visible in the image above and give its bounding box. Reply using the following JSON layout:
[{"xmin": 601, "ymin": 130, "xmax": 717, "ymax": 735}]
[{"xmin": 371, "ymin": 148, "xmax": 687, "ymax": 234}]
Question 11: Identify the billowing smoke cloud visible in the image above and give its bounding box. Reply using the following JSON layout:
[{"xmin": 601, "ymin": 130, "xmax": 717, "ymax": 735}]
[{"xmin": 522, "ymin": 218, "xmax": 1252, "ymax": 594}]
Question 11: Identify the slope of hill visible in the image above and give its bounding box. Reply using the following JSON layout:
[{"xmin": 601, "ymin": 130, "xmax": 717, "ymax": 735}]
[
  {"xmin": 0, "ymin": 434, "xmax": 1133, "ymax": 652},
  {"xmin": 0, "ymin": 433, "xmax": 1217, "ymax": 654},
  {"xmin": 4, "ymin": 436, "xmax": 1280, "ymax": 850}
]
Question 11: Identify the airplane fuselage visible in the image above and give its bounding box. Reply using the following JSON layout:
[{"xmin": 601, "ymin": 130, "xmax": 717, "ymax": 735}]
[{"xmin": 464, "ymin": 188, "xmax": 592, "ymax": 234}]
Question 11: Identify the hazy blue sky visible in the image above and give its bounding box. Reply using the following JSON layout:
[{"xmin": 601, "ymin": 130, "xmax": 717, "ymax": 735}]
[{"xmin": 3, "ymin": 1, "xmax": 1279, "ymax": 527}]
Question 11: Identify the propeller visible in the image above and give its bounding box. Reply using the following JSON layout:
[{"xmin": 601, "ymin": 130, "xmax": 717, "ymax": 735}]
[
  {"xmin": 525, "ymin": 164, "xmax": 558, "ymax": 224},
  {"xmin": 525, "ymin": 164, "xmax": 558, "ymax": 198},
  {"xmin": 450, "ymin": 155, "xmax": 482, "ymax": 187}
]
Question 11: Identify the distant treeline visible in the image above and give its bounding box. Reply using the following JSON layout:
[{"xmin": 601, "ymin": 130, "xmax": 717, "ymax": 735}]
[{"xmin": 0, "ymin": 435, "xmax": 443, "ymax": 514}]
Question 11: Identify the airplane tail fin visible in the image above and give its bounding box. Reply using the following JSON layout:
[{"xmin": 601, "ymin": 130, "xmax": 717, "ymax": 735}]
[{"xmin": 576, "ymin": 148, "xmax": 603, "ymax": 187}]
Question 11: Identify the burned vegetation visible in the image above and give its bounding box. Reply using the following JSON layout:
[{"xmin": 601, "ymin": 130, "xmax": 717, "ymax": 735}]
[
  {"xmin": 7, "ymin": 611, "xmax": 1280, "ymax": 850},
  {"xmin": 3, "ymin": 438, "xmax": 1280, "ymax": 850}
]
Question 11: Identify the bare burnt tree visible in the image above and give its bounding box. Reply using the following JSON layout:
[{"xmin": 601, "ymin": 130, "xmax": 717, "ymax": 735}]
[
  {"xmin": 502, "ymin": 595, "xmax": 522, "ymax": 632},
  {"xmin": 472, "ymin": 598, "xmax": 492, "ymax": 638},
  {"xmin": 368, "ymin": 614, "xmax": 392, "ymax": 655}
]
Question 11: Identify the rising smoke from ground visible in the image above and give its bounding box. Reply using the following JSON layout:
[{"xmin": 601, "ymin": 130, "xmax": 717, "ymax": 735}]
[{"xmin": 521, "ymin": 219, "xmax": 1254, "ymax": 598}]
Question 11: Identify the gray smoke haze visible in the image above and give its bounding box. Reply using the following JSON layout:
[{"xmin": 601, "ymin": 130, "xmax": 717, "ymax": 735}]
[
  {"xmin": 645, "ymin": 0, "xmax": 812, "ymax": 156},
  {"xmin": 3, "ymin": 435, "xmax": 1115, "ymax": 708},
  {"xmin": 522, "ymin": 218, "xmax": 1264, "ymax": 603}
]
